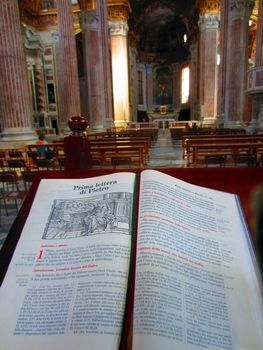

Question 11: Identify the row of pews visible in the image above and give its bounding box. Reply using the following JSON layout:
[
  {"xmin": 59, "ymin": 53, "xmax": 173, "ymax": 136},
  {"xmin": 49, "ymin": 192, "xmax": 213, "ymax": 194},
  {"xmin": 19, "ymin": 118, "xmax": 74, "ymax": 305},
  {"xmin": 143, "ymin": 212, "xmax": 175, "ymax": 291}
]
[
  {"xmin": 0, "ymin": 128, "xmax": 158, "ymax": 175},
  {"xmin": 180, "ymin": 132, "xmax": 263, "ymax": 166}
]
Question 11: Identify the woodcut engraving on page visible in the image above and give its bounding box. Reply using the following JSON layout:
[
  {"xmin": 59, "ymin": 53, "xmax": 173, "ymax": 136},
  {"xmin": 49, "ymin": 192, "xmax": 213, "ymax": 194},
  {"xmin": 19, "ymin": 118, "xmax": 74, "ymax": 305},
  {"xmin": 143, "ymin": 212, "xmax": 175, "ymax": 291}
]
[{"xmin": 42, "ymin": 192, "xmax": 132, "ymax": 240}]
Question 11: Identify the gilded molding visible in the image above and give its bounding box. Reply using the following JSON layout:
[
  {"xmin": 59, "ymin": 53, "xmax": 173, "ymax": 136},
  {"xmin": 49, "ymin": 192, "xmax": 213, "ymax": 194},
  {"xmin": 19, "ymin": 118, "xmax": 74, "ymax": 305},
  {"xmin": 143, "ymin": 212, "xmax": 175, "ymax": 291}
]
[
  {"xmin": 196, "ymin": 0, "xmax": 220, "ymax": 15},
  {"xmin": 108, "ymin": 0, "xmax": 131, "ymax": 21},
  {"xmin": 78, "ymin": 0, "xmax": 95, "ymax": 10}
]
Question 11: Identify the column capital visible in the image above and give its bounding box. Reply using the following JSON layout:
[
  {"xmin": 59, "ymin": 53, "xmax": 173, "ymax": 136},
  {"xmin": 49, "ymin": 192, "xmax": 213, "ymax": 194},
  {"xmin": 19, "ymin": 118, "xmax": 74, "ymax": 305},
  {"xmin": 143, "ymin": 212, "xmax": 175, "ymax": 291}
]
[
  {"xmin": 109, "ymin": 20, "xmax": 129, "ymax": 36},
  {"xmin": 108, "ymin": 0, "xmax": 131, "ymax": 21},
  {"xmin": 230, "ymin": 0, "xmax": 255, "ymax": 19},
  {"xmin": 196, "ymin": 0, "xmax": 220, "ymax": 16},
  {"xmin": 199, "ymin": 13, "xmax": 220, "ymax": 30},
  {"xmin": 79, "ymin": 9, "xmax": 99, "ymax": 30}
]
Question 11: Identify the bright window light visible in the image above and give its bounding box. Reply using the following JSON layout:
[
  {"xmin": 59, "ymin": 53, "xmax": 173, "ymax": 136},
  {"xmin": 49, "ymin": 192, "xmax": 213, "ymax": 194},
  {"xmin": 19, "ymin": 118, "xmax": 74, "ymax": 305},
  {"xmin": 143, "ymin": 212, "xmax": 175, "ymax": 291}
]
[{"xmin": 181, "ymin": 66, "xmax": 189, "ymax": 104}]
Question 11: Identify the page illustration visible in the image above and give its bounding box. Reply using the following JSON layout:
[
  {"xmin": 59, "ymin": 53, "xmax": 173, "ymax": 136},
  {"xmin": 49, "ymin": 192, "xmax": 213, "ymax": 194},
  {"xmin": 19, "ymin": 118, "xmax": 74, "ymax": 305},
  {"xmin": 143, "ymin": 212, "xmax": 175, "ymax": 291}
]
[{"xmin": 43, "ymin": 192, "xmax": 132, "ymax": 240}]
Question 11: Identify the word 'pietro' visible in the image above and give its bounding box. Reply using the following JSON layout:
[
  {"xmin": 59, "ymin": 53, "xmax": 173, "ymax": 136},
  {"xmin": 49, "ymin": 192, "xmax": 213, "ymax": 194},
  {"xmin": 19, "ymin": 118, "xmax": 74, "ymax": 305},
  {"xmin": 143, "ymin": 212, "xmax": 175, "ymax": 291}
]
[{"xmin": 74, "ymin": 180, "xmax": 118, "ymax": 194}]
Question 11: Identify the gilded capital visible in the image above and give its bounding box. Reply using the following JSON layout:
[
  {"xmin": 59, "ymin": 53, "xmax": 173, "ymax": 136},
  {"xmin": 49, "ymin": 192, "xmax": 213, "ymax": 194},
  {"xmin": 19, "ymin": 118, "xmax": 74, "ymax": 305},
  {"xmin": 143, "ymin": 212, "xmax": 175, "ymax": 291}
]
[
  {"xmin": 196, "ymin": 0, "xmax": 220, "ymax": 15},
  {"xmin": 107, "ymin": 0, "xmax": 131, "ymax": 21}
]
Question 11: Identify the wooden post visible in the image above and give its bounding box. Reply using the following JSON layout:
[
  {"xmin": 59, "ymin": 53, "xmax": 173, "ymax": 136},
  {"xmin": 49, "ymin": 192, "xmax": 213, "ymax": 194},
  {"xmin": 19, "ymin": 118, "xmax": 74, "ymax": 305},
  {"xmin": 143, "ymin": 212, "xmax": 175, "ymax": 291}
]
[{"xmin": 64, "ymin": 116, "xmax": 91, "ymax": 174}]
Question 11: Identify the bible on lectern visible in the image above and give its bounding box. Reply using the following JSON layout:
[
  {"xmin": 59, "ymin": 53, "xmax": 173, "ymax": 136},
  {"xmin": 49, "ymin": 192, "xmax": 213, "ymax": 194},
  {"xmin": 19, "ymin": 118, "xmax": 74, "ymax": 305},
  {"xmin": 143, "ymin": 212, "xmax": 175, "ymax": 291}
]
[{"xmin": 0, "ymin": 170, "xmax": 262, "ymax": 350}]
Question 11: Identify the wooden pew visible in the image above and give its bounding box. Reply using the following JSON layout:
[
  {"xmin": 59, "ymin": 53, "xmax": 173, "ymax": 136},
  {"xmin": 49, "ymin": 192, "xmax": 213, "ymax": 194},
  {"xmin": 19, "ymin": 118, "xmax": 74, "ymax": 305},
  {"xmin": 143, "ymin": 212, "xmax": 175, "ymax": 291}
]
[
  {"xmin": 88, "ymin": 138, "xmax": 151, "ymax": 160},
  {"xmin": 87, "ymin": 128, "xmax": 158, "ymax": 142},
  {"xmin": 28, "ymin": 141, "xmax": 148, "ymax": 168},
  {"xmin": 189, "ymin": 141, "xmax": 263, "ymax": 166},
  {"xmin": 90, "ymin": 144, "xmax": 146, "ymax": 167},
  {"xmin": 170, "ymin": 127, "xmax": 246, "ymax": 141},
  {"xmin": 183, "ymin": 134, "xmax": 263, "ymax": 164}
]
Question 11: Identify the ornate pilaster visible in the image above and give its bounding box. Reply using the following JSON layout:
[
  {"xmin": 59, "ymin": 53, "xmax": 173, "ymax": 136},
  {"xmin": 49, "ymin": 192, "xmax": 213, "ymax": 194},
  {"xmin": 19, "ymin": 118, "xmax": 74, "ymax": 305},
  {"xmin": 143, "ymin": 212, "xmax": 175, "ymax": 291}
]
[
  {"xmin": 198, "ymin": 12, "xmax": 220, "ymax": 123},
  {"xmin": 225, "ymin": 0, "xmax": 254, "ymax": 125},
  {"xmin": 56, "ymin": 0, "xmax": 81, "ymax": 133},
  {"xmin": 33, "ymin": 59, "xmax": 46, "ymax": 113},
  {"xmin": 0, "ymin": 0, "xmax": 36, "ymax": 143}
]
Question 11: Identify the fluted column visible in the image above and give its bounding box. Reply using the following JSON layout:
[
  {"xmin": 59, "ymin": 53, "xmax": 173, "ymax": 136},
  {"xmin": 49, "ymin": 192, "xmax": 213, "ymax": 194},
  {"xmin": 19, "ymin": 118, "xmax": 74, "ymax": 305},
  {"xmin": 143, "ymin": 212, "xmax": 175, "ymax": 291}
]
[
  {"xmin": 108, "ymin": 1, "xmax": 131, "ymax": 126},
  {"xmin": 224, "ymin": 0, "xmax": 253, "ymax": 125},
  {"xmin": 0, "ymin": 0, "xmax": 36, "ymax": 142},
  {"xmin": 189, "ymin": 44, "xmax": 199, "ymax": 120},
  {"xmin": 146, "ymin": 64, "xmax": 153, "ymax": 112},
  {"xmin": 171, "ymin": 63, "xmax": 181, "ymax": 112},
  {"xmin": 217, "ymin": 0, "xmax": 229, "ymax": 125},
  {"xmin": 255, "ymin": 0, "xmax": 263, "ymax": 67},
  {"xmin": 79, "ymin": 0, "xmax": 114, "ymax": 130},
  {"xmin": 199, "ymin": 11, "xmax": 220, "ymax": 123},
  {"xmin": 128, "ymin": 44, "xmax": 138, "ymax": 121},
  {"xmin": 56, "ymin": 0, "xmax": 81, "ymax": 132},
  {"xmin": 247, "ymin": 1, "xmax": 263, "ymax": 130}
]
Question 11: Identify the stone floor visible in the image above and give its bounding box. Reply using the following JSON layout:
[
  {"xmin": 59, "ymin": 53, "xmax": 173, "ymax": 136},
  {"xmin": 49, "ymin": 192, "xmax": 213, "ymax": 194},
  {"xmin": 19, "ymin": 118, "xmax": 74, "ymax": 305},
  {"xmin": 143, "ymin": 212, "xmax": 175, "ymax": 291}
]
[{"xmin": 0, "ymin": 129, "xmax": 186, "ymax": 250}]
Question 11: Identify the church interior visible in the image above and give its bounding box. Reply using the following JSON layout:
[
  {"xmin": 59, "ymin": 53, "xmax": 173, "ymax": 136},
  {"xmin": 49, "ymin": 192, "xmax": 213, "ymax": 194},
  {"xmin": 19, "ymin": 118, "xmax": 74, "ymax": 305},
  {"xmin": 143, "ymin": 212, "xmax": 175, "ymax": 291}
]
[
  {"xmin": 0, "ymin": 1, "xmax": 263, "ymax": 252},
  {"xmin": 1, "ymin": 6, "xmax": 263, "ymax": 344}
]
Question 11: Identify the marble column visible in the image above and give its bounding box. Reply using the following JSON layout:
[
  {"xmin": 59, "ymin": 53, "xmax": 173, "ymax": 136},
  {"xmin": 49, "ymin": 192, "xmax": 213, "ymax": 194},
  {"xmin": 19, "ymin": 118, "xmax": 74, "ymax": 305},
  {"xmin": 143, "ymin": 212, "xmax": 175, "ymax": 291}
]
[
  {"xmin": 171, "ymin": 63, "xmax": 181, "ymax": 112},
  {"xmin": 56, "ymin": 0, "xmax": 81, "ymax": 132},
  {"xmin": 146, "ymin": 64, "xmax": 153, "ymax": 112},
  {"xmin": 79, "ymin": 0, "xmax": 114, "ymax": 130},
  {"xmin": 109, "ymin": 20, "xmax": 130, "ymax": 126},
  {"xmin": 247, "ymin": 0, "xmax": 263, "ymax": 131},
  {"xmin": 0, "ymin": 0, "xmax": 36, "ymax": 142},
  {"xmin": 128, "ymin": 44, "xmax": 138, "ymax": 121},
  {"xmin": 255, "ymin": 1, "xmax": 263, "ymax": 67},
  {"xmin": 217, "ymin": 0, "xmax": 229, "ymax": 125},
  {"xmin": 199, "ymin": 12, "xmax": 220, "ymax": 124},
  {"xmin": 224, "ymin": 0, "xmax": 253, "ymax": 125},
  {"xmin": 189, "ymin": 44, "xmax": 199, "ymax": 120}
]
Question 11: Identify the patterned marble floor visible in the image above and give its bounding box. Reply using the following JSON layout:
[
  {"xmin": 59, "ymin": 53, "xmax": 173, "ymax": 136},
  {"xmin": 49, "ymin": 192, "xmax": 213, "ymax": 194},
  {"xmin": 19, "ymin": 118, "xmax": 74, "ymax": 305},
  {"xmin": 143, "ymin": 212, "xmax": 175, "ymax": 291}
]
[{"xmin": 0, "ymin": 129, "xmax": 185, "ymax": 250}]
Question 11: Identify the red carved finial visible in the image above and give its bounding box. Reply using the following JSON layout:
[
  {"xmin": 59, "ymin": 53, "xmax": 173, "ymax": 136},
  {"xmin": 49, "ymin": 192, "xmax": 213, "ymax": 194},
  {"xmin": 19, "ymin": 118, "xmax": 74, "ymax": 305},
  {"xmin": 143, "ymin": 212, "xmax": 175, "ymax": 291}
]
[{"xmin": 67, "ymin": 116, "xmax": 89, "ymax": 136}]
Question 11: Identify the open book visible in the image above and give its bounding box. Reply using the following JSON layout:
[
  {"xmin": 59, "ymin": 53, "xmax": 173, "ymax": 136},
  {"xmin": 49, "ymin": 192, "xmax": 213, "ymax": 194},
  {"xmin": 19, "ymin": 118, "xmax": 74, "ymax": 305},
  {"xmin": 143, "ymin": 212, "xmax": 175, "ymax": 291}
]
[{"xmin": 0, "ymin": 170, "xmax": 262, "ymax": 350}]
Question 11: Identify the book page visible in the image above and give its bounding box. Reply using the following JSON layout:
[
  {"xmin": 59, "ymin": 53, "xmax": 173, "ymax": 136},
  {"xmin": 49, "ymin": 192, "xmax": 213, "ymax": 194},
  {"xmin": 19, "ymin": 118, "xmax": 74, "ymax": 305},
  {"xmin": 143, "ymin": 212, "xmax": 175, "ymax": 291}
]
[
  {"xmin": 0, "ymin": 172, "xmax": 136, "ymax": 350},
  {"xmin": 133, "ymin": 169, "xmax": 263, "ymax": 350}
]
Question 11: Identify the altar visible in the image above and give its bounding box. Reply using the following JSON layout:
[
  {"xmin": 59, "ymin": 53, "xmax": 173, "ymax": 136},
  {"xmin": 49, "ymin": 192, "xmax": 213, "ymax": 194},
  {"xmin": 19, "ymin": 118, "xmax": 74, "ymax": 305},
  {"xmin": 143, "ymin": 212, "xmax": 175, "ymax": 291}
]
[{"xmin": 148, "ymin": 113, "xmax": 178, "ymax": 129}]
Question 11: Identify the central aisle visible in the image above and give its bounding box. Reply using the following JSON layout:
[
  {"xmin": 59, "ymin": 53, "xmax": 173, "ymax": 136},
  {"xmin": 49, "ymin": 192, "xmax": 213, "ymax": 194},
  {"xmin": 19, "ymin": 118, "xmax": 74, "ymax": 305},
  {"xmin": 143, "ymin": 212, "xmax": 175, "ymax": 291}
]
[{"xmin": 148, "ymin": 129, "xmax": 186, "ymax": 167}]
